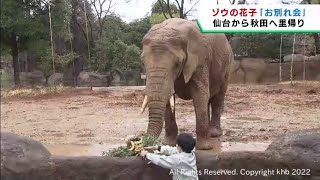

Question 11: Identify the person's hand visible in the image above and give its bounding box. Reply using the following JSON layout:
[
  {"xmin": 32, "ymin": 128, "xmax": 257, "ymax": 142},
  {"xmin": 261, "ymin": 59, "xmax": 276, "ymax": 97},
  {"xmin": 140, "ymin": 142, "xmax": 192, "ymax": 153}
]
[
  {"xmin": 140, "ymin": 149, "xmax": 148, "ymax": 157},
  {"xmin": 143, "ymin": 145, "xmax": 158, "ymax": 151}
]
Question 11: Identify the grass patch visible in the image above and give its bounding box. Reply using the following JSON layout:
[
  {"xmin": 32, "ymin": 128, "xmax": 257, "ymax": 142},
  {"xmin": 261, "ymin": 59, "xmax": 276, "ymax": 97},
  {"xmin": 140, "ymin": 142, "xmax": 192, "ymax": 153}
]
[
  {"xmin": 1, "ymin": 84, "xmax": 66, "ymax": 99},
  {"xmin": 102, "ymin": 135, "xmax": 160, "ymax": 157}
]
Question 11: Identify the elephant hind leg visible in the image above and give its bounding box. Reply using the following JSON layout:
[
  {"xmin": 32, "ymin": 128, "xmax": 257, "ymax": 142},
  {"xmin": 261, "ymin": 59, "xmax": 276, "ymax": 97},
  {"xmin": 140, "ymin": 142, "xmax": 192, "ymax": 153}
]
[
  {"xmin": 208, "ymin": 87, "xmax": 227, "ymax": 137},
  {"xmin": 163, "ymin": 103, "xmax": 178, "ymax": 146}
]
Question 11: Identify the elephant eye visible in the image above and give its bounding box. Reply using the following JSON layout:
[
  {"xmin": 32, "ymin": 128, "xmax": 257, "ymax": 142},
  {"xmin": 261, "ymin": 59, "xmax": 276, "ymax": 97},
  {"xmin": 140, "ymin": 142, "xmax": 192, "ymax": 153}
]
[{"xmin": 174, "ymin": 60, "xmax": 181, "ymax": 69}]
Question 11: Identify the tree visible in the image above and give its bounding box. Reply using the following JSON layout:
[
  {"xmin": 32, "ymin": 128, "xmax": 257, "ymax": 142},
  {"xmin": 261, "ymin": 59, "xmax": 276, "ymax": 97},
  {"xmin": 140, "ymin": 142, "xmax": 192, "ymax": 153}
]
[
  {"xmin": 91, "ymin": 14, "xmax": 127, "ymax": 72},
  {"xmin": 112, "ymin": 40, "xmax": 141, "ymax": 71},
  {"xmin": 305, "ymin": 0, "xmax": 320, "ymax": 54},
  {"xmin": 151, "ymin": 0, "xmax": 178, "ymax": 15},
  {"xmin": 71, "ymin": 0, "xmax": 88, "ymax": 84},
  {"xmin": 152, "ymin": 0, "xmax": 200, "ymax": 19},
  {"xmin": 0, "ymin": 0, "xmax": 48, "ymax": 86},
  {"xmin": 89, "ymin": 0, "xmax": 115, "ymax": 38},
  {"xmin": 149, "ymin": 13, "xmax": 179, "ymax": 25},
  {"xmin": 125, "ymin": 17, "xmax": 151, "ymax": 48},
  {"xmin": 91, "ymin": 14, "xmax": 146, "ymax": 72}
]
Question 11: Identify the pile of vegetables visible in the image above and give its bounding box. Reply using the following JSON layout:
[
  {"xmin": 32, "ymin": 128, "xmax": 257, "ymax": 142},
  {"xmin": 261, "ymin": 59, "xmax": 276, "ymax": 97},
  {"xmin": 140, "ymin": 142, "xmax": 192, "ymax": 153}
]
[{"xmin": 102, "ymin": 135, "xmax": 160, "ymax": 157}]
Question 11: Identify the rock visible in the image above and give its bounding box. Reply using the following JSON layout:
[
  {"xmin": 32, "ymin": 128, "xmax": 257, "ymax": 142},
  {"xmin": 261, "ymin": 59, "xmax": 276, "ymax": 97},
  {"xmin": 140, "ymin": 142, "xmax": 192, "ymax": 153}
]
[
  {"xmin": 241, "ymin": 58, "xmax": 267, "ymax": 84},
  {"xmin": 48, "ymin": 73, "xmax": 64, "ymax": 87},
  {"xmin": 224, "ymin": 130, "xmax": 233, "ymax": 136},
  {"xmin": 110, "ymin": 70, "xmax": 123, "ymax": 82},
  {"xmin": 266, "ymin": 128, "xmax": 320, "ymax": 172},
  {"xmin": 0, "ymin": 68, "xmax": 15, "ymax": 88},
  {"xmin": 78, "ymin": 71, "xmax": 112, "ymax": 87},
  {"xmin": 283, "ymin": 54, "xmax": 308, "ymax": 62},
  {"xmin": 1, "ymin": 132, "xmax": 52, "ymax": 173},
  {"xmin": 229, "ymin": 61, "xmax": 245, "ymax": 84},
  {"xmin": 19, "ymin": 70, "xmax": 46, "ymax": 86},
  {"xmin": 309, "ymin": 54, "xmax": 320, "ymax": 61}
]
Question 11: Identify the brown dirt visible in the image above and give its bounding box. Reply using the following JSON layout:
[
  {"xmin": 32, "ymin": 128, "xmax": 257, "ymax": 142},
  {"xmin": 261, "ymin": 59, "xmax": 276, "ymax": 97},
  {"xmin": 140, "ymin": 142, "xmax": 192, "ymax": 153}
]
[{"xmin": 1, "ymin": 83, "xmax": 320, "ymax": 155}]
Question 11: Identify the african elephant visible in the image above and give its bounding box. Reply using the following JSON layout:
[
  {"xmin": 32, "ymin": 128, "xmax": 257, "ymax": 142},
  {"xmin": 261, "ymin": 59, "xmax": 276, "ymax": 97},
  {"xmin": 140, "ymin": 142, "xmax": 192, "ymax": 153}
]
[{"xmin": 139, "ymin": 18, "xmax": 234, "ymax": 150}]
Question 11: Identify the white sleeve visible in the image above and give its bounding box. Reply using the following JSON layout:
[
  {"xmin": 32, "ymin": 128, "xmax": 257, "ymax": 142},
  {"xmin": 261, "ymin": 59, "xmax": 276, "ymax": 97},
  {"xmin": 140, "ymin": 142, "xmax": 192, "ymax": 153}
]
[
  {"xmin": 159, "ymin": 145, "xmax": 179, "ymax": 155},
  {"xmin": 145, "ymin": 153, "xmax": 180, "ymax": 169}
]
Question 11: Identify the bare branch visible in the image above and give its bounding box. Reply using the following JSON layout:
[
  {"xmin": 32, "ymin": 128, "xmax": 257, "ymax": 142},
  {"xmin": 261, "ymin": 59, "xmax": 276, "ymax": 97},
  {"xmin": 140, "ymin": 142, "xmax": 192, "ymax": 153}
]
[
  {"xmin": 174, "ymin": 0, "xmax": 181, "ymax": 9},
  {"xmin": 90, "ymin": 0, "xmax": 100, "ymax": 19},
  {"xmin": 100, "ymin": 0, "xmax": 113, "ymax": 28},
  {"xmin": 166, "ymin": 0, "xmax": 173, "ymax": 18},
  {"xmin": 184, "ymin": 0, "xmax": 200, "ymax": 18},
  {"xmin": 88, "ymin": 0, "xmax": 114, "ymax": 37},
  {"xmin": 105, "ymin": 0, "xmax": 113, "ymax": 14},
  {"xmin": 158, "ymin": 0, "xmax": 169, "ymax": 19},
  {"xmin": 78, "ymin": 3, "xmax": 94, "ymax": 41}
]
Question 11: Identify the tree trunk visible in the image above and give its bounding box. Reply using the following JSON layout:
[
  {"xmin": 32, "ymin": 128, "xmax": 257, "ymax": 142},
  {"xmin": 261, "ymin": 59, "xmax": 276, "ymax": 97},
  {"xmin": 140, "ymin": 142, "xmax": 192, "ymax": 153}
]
[
  {"xmin": 279, "ymin": 34, "xmax": 283, "ymax": 82},
  {"xmin": 290, "ymin": 34, "xmax": 296, "ymax": 86},
  {"xmin": 26, "ymin": 51, "xmax": 34, "ymax": 72},
  {"xmin": 11, "ymin": 35, "xmax": 20, "ymax": 86},
  {"xmin": 306, "ymin": 0, "xmax": 320, "ymax": 54},
  {"xmin": 71, "ymin": 0, "xmax": 83, "ymax": 85},
  {"xmin": 313, "ymin": 33, "xmax": 320, "ymax": 54}
]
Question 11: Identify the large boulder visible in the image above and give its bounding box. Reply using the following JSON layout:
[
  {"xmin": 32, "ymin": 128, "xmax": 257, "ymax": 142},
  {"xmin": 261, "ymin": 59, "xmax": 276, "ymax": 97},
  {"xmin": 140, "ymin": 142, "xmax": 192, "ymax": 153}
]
[
  {"xmin": 19, "ymin": 70, "xmax": 46, "ymax": 86},
  {"xmin": 266, "ymin": 129, "xmax": 320, "ymax": 173},
  {"xmin": 283, "ymin": 54, "xmax": 308, "ymax": 62},
  {"xmin": 260, "ymin": 63, "xmax": 280, "ymax": 83},
  {"xmin": 229, "ymin": 60, "xmax": 245, "ymax": 84},
  {"xmin": 48, "ymin": 73, "xmax": 64, "ymax": 87},
  {"xmin": 0, "ymin": 68, "xmax": 15, "ymax": 88},
  {"xmin": 78, "ymin": 71, "xmax": 112, "ymax": 87},
  {"xmin": 1, "ymin": 132, "xmax": 52, "ymax": 174},
  {"xmin": 240, "ymin": 58, "xmax": 267, "ymax": 84},
  {"xmin": 309, "ymin": 54, "xmax": 320, "ymax": 62}
]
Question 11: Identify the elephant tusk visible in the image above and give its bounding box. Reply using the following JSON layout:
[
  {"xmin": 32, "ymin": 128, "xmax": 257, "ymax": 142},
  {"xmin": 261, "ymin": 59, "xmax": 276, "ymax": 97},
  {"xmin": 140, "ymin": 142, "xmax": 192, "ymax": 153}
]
[
  {"xmin": 140, "ymin": 95, "xmax": 148, "ymax": 114},
  {"xmin": 170, "ymin": 95, "xmax": 175, "ymax": 113}
]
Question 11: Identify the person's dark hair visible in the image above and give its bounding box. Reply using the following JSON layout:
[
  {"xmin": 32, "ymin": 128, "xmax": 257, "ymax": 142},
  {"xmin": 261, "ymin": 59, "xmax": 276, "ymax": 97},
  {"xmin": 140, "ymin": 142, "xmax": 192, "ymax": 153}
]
[{"xmin": 176, "ymin": 133, "xmax": 196, "ymax": 153}]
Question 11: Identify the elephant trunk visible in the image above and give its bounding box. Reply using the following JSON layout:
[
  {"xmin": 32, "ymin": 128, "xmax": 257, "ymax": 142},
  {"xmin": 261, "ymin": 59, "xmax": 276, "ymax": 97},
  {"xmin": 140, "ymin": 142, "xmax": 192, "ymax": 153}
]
[
  {"xmin": 146, "ymin": 97, "xmax": 166, "ymax": 137},
  {"xmin": 144, "ymin": 70, "xmax": 173, "ymax": 138}
]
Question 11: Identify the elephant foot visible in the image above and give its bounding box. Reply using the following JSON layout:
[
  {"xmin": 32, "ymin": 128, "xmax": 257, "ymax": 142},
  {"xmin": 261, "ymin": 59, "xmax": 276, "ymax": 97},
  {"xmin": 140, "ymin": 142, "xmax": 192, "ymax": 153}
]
[
  {"xmin": 209, "ymin": 126, "xmax": 223, "ymax": 137},
  {"xmin": 196, "ymin": 137, "xmax": 214, "ymax": 150},
  {"xmin": 162, "ymin": 135, "xmax": 177, "ymax": 146}
]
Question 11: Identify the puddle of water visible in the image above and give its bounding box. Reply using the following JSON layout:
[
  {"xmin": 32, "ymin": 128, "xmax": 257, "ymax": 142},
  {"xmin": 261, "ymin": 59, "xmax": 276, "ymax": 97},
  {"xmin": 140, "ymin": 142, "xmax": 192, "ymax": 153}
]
[
  {"xmin": 45, "ymin": 138, "xmax": 271, "ymax": 157},
  {"xmin": 44, "ymin": 143, "xmax": 124, "ymax": 156}
]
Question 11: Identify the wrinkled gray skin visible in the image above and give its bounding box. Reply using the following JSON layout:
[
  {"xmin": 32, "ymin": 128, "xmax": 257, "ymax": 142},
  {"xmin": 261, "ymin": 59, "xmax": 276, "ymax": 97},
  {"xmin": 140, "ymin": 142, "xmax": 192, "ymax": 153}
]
[{"xmin": 141, "ymin": 18, "xmax": 233, "ymax": 150}]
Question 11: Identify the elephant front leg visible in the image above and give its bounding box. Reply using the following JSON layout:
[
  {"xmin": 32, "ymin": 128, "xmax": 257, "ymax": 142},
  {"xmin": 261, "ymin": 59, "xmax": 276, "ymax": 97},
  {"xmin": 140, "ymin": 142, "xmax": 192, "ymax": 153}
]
[
  {"xmin": 163, "ymin": 103, "xmax": 178, "ymax": 146},
  {"xmin": 209, "ymin": 96, "xmax": 223, "ymax": 137},
  {"xmin": 192, "ymin": 91, "xmax": 213, "ymax": 150},
  {"xmin": 209, "ymin": 86, "xmax": 227, "ymax": 137}
]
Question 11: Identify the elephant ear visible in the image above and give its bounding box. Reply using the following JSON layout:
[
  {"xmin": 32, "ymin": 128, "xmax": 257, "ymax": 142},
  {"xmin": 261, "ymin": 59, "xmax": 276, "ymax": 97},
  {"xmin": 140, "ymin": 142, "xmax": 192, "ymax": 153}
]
[{"xmin": 182, "ymin": 29, "xmax": 207, "ymax": 83}]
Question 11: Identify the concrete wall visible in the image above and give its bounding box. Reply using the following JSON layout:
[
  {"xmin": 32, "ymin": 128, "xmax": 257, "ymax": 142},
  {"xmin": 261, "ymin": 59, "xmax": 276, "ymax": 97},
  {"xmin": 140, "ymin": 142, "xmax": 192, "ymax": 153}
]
[
  {"xmin": 1, "ymin": 129, "xmax": 319, "ymax": 180},
  {"xmin": 229, "ymin": 56, "xmax": 320, "ymax": 84}
]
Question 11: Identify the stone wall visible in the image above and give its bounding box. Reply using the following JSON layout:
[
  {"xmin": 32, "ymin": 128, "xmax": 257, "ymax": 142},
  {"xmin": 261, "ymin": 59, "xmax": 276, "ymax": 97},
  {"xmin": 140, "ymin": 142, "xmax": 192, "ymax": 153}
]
[
  {"xmin": 1, "ymin": 55, "xmax": 320, "ymax": 88},
  {"xmin": 1, "ymin": 129, "xmax": 319, "ymax": 180},
  {"xmin": 229, "ymin": 56, "xmax": 320, "ymax": 84}
]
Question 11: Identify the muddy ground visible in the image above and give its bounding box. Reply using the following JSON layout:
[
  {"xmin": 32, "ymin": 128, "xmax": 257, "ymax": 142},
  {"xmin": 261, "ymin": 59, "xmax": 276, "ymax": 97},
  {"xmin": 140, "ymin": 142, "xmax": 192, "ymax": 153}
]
[{"xmin": 1, "ymin": 83, "xmax": 320, "ymax": 156}]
